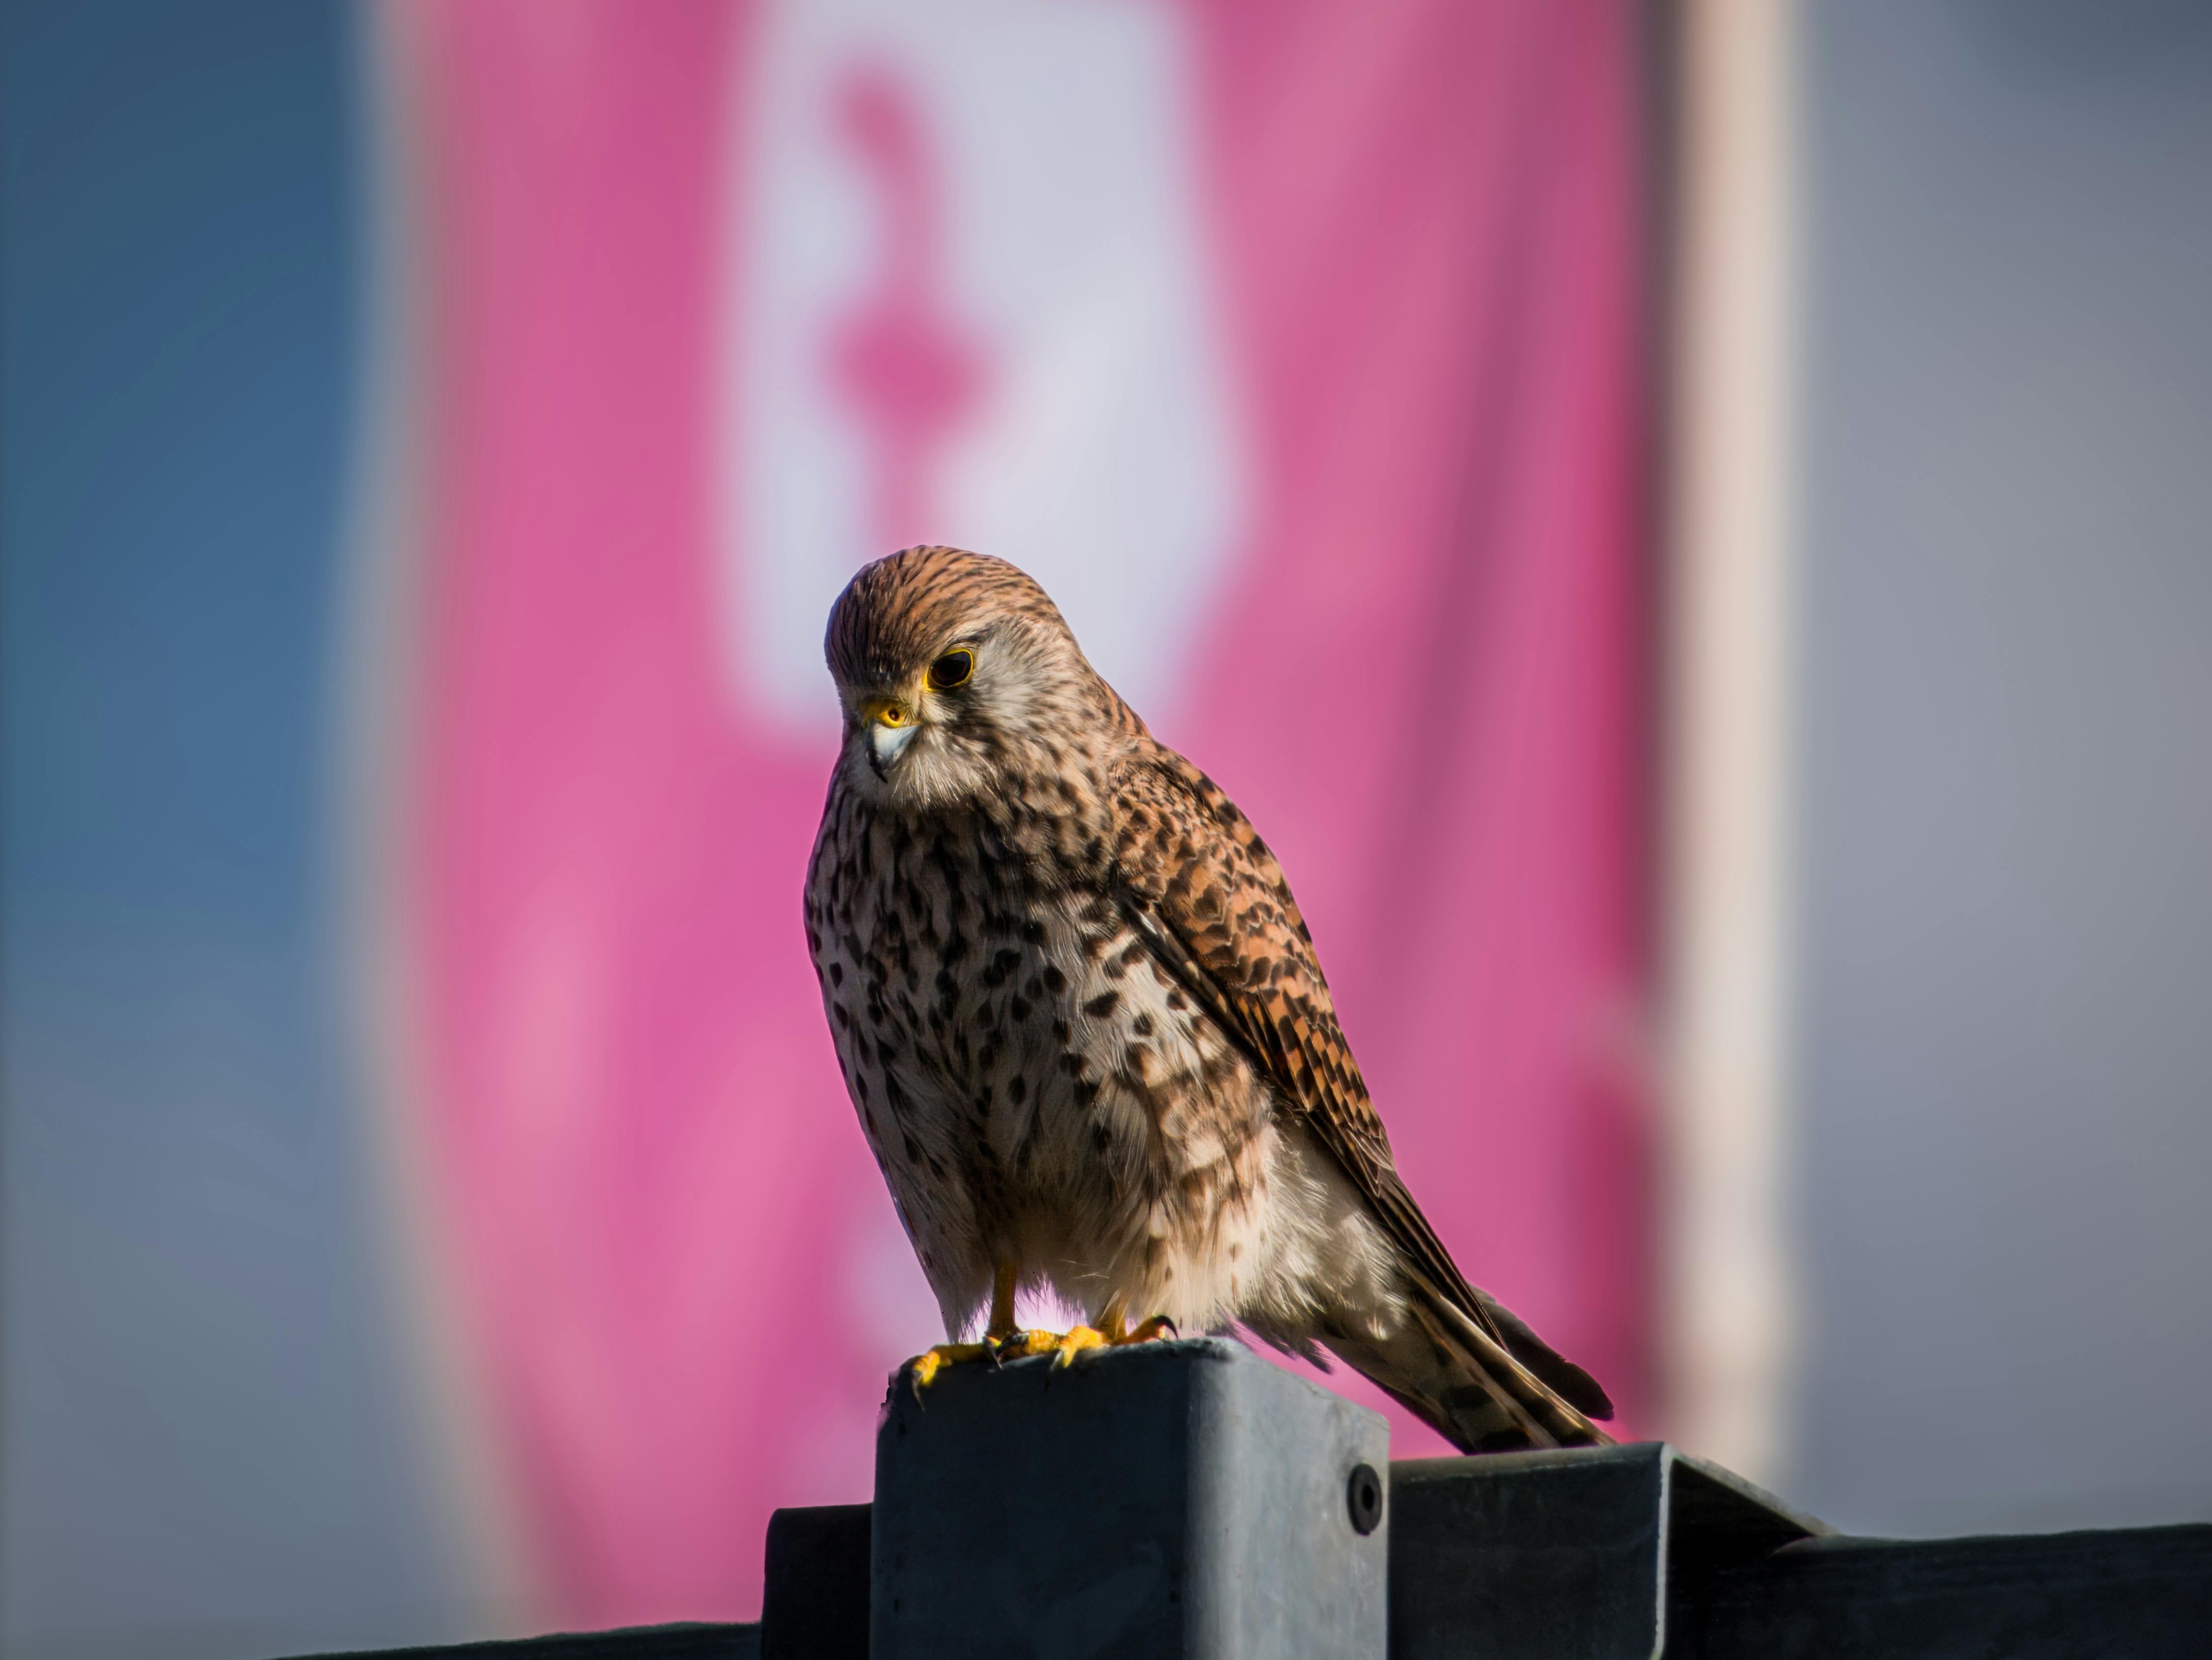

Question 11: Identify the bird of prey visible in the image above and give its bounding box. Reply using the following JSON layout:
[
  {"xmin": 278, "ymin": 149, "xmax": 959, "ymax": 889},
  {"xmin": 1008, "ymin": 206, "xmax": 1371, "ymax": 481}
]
[{"xmin": 803, "ymin": 546, "xmax": 1613, "ymax": 1450}]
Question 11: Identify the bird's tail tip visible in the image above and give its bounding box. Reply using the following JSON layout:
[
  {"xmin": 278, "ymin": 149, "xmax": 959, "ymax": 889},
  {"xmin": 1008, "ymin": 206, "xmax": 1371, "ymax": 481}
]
[{"xmin": 1334, "ymin": 1279, "xmax": 1614, "ymax": 1454}]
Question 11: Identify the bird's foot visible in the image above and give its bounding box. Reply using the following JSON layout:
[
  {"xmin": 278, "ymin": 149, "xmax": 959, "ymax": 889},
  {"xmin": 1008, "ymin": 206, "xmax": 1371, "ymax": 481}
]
[
  {"xmin": 901, "ymin": 1326, "xmax": 1086, "ymax": 1393},
  {"xmin": 989, "ymin": 1326, "xmax": 1109, "ymax": 1368},
  {"xmin": 1114, "ymin": 1315, "xmax": 1178, "ymax": 1345},
  {"xmin": 1087, "ymin": 1310, "xmax": 1179, "ymax": 1347},
  {"xmin": 1053, "ymin": 1326, "xmax": 1108, "ymax": 1366},
  {"xmin": 902, "ymin": 1340, "xmax": 998, "ymax": 1393},
  {"xmin": 903, "ymin": 1317, "xmax": 1175, "ymax": 1393}
]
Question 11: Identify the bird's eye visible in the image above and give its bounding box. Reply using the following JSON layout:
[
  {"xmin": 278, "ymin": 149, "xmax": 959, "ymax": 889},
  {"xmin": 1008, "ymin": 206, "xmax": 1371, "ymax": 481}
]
[{"xmin": 927, "ymin": 649, "xmax": 974, "ymax": 690}]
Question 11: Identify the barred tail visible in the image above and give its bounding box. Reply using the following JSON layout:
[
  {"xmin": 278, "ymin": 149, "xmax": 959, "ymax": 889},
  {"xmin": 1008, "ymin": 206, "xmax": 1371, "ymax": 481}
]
[{"xmin": 1328, "ymin": 1273, "xmax": 1614, "ymax": 1453}]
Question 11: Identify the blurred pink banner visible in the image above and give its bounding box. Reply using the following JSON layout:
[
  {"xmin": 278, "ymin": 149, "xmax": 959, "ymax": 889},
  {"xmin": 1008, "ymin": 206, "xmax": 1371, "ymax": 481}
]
[{"xmin": 395, "ymin": 0, "xmax": 1646, "ymax": 1625}]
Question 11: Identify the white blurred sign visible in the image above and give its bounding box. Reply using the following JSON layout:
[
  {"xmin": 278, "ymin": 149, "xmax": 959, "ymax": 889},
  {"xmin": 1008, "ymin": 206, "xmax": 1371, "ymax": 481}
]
[{"xmin": 720, "ymin": 0, "xmax": 1248, "ymax": 731}]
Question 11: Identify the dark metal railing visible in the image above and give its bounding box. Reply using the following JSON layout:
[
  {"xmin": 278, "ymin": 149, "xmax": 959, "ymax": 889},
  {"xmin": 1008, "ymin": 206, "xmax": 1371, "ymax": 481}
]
[{"xmin": 290, "ymin": 1336, "xmax": 2212, "ymax": 1659}]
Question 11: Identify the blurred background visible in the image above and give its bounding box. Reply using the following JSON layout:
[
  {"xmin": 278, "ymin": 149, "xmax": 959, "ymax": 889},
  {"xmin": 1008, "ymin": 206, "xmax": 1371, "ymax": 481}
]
[{"xmin": 2, "ymin": 0, "xmax": 2208, "ymax": 1655}]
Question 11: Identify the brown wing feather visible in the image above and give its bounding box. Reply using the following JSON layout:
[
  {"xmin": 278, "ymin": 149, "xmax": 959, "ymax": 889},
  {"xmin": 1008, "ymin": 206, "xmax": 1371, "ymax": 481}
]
[
  {"xmin": 1109, "ymin": 747, "xmax": 1613, "ymax": 1426},
  {"xmin": 1107, "ymin": 754, "xmax": 1492, "ymax": 1318}
]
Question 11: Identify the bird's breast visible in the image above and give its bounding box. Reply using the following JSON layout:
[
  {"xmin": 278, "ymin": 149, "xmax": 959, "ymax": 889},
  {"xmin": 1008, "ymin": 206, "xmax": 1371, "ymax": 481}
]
[{"xmin": 810, "ymin": 798, "xmax": 1268, "ymax": 1226}]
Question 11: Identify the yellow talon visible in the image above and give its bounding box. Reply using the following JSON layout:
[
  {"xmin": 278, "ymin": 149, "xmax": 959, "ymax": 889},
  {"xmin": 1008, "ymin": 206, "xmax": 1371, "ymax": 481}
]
[
  {"xmin": 902, "ymin": 1311, "xmax": 1169, "ymax": 1393},
  {"xmin": 902, "ymin": 1341, "xmax": 995, "ymax": 1394},
  {"xmin": 1091, "ymin": 1304, "xmax": 1179, "ymax": 1346},
  {"xmin": 960, "ymin": 1326, "xmax": 1109, "ymax": 1367},
  {"xmin": 1053, "ymin": 1325, "xmax": 1108, "ymax": 1367}
]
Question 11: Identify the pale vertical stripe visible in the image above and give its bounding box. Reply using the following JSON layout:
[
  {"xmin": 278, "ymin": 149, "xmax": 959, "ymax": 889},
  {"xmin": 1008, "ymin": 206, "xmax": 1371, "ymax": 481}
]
[
  {"xmin": 1664, "ymin": 0, "xmax": 1802, "ymax": 1485},
  {"xmin": 327, "ymin": 0, "xmax": 542, "ymax": 1628}
]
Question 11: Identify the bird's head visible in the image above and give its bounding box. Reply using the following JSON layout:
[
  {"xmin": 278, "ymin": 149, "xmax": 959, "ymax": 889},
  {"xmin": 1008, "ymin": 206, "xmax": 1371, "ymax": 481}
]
[{"xmin": 823, "ymin": 546, "xmax": 1135, "ymax": 810}]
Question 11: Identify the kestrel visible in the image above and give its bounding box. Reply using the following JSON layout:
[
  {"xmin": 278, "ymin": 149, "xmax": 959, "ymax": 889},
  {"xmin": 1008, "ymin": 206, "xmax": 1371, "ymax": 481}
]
[{"xmin": 804, "ymin": 547, "xmax": 1613, "ymax": 1450}]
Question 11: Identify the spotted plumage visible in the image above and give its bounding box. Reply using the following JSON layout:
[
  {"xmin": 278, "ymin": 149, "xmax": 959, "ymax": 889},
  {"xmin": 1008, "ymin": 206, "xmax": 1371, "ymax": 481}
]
[{"xmin": 804, "ymin": 546, "xmax": 1613, "ymax": 1449}]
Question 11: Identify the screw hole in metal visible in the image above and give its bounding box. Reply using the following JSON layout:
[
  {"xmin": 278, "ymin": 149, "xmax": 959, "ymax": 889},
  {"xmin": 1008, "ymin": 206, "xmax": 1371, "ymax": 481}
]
[{"xmin": 1347, "ymin": 1463, "xmax": 1383, "ymax": 1535}]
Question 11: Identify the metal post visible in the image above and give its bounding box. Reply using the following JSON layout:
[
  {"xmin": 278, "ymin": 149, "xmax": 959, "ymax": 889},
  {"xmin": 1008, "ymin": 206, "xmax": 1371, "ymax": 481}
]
[{"xmin": 869, "ymin": 1336, "xmax": 1389, "ymax": 1659}]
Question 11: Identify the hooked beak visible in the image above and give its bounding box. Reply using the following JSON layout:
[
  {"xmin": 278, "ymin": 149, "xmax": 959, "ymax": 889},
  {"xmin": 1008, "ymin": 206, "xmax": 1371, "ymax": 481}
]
[{"xmin": 860, "ymin": 696, "xmax": 919, "ymax": 777}]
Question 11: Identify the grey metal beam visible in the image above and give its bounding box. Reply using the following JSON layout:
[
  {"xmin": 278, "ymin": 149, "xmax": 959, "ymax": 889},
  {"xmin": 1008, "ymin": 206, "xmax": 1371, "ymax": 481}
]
[
  {"xmin": 1677, "ymin": 1524, "xmax": 2212, "ymax": 1660},
  {"xmin": 869, "ymin": 1336, "xmax": 1389, "ymax": 1659},
  {"xmin": 761, "ymin": 1502, "xmax": 869, "ymax": 1660},
  {"xmin": 1388, "ymin": 1443, "xmax": 1824, "ymax": 1660}
]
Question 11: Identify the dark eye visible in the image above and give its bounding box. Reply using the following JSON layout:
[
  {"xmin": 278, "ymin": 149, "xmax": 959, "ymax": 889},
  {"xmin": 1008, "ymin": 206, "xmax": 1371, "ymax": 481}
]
[{"xmin": 927, "ymin": 648, "xmax": 974, "ymax": 690}]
